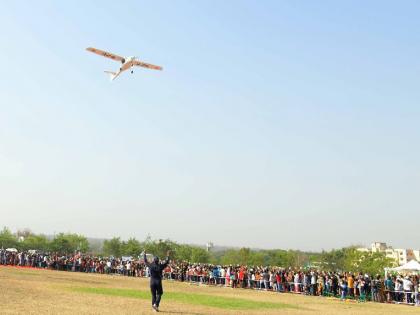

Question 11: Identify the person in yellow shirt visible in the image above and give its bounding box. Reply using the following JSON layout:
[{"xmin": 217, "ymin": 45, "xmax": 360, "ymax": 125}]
[{"xmin": 347, "ymin": 274, "xmax": 354, "ymax": 297}]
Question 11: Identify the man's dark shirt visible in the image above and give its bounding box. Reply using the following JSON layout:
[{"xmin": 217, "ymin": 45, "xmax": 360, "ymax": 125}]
[{"xmin": 144, "ymin": 254, "xmax": 169, "ymax": 281}]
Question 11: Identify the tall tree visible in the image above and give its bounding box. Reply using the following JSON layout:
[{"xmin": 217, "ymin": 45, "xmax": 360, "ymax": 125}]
[
  {"xmin": 237, "ymin": 247, "xmax": 251, "ymax": 265},
  {"xmin": 0, "ymin": 227, "xmax": 18, "ymax": 249},
  {"xmin": 50, "ymin": 233, "xmax": 89, "ymax": 254},
  {"xmin": 121, "ymin": 238, "xmax": 142, "ymax": 256},
  {"xmin": 102, "ymin": 237, "xmax": 122, "ymax": 257},
  {"xmin": 190, "ymin": 247, "xmax": 210, "ymax": 263},
  {"xmin": 21, "ymin": 234, "xmax": 49, "ymax": 251},
  {"xmin": 173, "ymin": 244, "xmax": 193, "ymax": 262},
  {"xmin": 141, "ymin": 237, "xmax": 176, "ymax": 259}
]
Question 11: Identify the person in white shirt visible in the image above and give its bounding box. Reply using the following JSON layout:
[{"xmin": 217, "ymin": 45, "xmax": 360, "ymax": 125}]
[
  {"xmin": 311, "ymin": 272, "xmax": 317, "ymax": 295},
  {"xmin": 394, "ymin": 278, "xmax": 403, "ymax": 302},
  {"xmin": 294, "ymin": 273, "xmax": 300, "ymax": 293},
  {"xmin": 402, "ymin": 276, "xmax": 413, "ymax": 304}
]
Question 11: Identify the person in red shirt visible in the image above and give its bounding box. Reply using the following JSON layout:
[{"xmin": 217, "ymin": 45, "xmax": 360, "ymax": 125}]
[
  {"xmin": 239, "ymin": 267, "xmax": 245, "ymax": 288},
  {"xmin": 276, "ymin": 272, "xmax": 282, "ymax": 292}
]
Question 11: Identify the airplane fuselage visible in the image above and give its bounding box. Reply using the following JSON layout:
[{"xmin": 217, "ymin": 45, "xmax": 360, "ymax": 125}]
[
  {"xmin": 119, "ymin": 56, "xmax": 137, "ymax": 72},
  {"xmin": 106, "ymin": 56, "xmax": 138, "ymax": 80}
]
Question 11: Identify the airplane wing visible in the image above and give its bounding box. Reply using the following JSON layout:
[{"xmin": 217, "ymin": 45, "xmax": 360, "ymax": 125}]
[
  {"xmin": 133, "ymin": 60, "xmax": 163, "ymax": 71},
  {"xmin": 86, "ymin": 47, "xmax": 125, "ymax": 62}
]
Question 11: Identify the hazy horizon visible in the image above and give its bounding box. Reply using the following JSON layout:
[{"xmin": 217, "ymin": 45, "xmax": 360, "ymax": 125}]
[
  {"xmin": 2, "ymin": 225, "xmax": 409, "ymax": 253},
  {"xmin": 1, "ymin": 1, "xmax": 419, "ymax": 252}
]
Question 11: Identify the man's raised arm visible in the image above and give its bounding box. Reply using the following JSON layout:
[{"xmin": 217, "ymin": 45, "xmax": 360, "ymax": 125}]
[
  {"xmin": 143, "ymin": 251, "xmax": 150, "ymax": 267},
  {"xmin": 162, "ymin": 250, "xmax": 171, "ymax": 268}
]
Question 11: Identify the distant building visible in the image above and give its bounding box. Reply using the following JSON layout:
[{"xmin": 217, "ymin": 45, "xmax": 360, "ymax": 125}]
[
  {"xmin": 206, "ymin": 242, "xmax": 214, "ymax": 252},
  {"xmin": 357, "ymin": 242, "xmax": 420, "ymax": 266}
]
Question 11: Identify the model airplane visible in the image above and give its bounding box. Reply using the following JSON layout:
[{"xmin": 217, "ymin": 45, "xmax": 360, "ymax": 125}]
[{"xmin": 86, "ymin": 47, "xmax": 163, "ymax": 81}]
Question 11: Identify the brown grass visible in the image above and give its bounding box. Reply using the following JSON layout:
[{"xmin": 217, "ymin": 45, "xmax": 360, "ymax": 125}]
[{"xmin": 0, "ymin": 266, "xmax": 418, "ymax": 315}]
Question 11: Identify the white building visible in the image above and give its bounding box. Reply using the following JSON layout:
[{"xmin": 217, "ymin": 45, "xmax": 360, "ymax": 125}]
[{"xmin": 357, "ymin": 242, "xmax": 420, "ymax": 266}]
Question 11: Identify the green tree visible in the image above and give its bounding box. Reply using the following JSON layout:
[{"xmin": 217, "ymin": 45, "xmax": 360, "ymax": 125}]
[
  {"xmin": 0, "ymin": 227, "xmax": 18, "ymax": 249},
  {"xmin": 190, "ymin": 247, "xmax": 210, "ymax": 263},
  {"xmin": 358, "ymin": 251, "xmax": 394, "ymax": 275},
  {"xmin": 319, "ymin": 248, "xmax": 347, "ymax": 271},
  {"xmin": 343, "ymin": 248, "xmax": 394, "ymax": 275},
  {"xmin": 174, "ymin": 244, "xmax": 193, "ymax": 261},
  {"xmin": 121, "ymin": 238, "xmax": 142, "ymax": 256},
  {"xmin": 270, "ymin": 250, "xmax": 298, "ymax": 267},
  {"xmin": 141, "ymin": 237, "xmax": 176, "ymax": 259},
  {"xmin": 250, "ymin": 251, "xmax": 270, "ymax": 266},
  {"xmin": 238, "ymin": 247, "xmax": 251, "ymax": 265},
  {"xmin": 21, "ymin": 234, "xmax": 49, "ymax": 251},
  {"xmin": 220, "ymin": 249, "xmax": 240, "ymax": 265},
  {"xmin": 103, "ymin": 237, "xmax": 122, "ymax": 257},
  {"xmin": 318, "ymin": 246, "xmax": 394, "ymax": 275},
  {"xmin": 50, "ymin": 233, "xmax": 89, "ymax": 254}
]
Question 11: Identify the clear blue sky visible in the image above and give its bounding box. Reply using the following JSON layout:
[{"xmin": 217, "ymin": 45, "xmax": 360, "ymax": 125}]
[{"xmin": 1, "ymin": 0, "xmax": 419, "ymax": 251}]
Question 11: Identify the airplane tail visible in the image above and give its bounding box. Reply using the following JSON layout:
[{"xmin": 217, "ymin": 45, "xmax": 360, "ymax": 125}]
[{"xmin": 104, "ymin": 70, "xmax": 117, "ymax": 81}]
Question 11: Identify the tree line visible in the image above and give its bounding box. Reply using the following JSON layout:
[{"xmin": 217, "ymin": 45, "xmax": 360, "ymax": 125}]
[{"xmin": 0, "ymin": 227, "xmax": 394, "ymax": 274}]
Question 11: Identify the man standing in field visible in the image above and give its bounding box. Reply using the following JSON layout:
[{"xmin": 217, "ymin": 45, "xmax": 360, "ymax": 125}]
[{"xmin": 143, "ymin": 250, "xmax": 171, "ymax": 312}]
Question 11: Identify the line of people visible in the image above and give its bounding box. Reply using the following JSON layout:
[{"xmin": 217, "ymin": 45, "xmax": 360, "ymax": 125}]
[
  {"xmin": 1, "ymin": 249, "xmax": 419, "ymax": 306},
  {"xmin": 167, "ymin": 264, "xmax": 419, "ymax": 305}
]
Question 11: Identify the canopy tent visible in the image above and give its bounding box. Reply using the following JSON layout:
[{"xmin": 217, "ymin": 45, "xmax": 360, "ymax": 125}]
[
  {"xmin": 385, "ymin": 260, "xmax": 420, "ymax": 276},
  {"xmin": 5, "ymin": 248, "xmax": 18, "ymax": 252}
]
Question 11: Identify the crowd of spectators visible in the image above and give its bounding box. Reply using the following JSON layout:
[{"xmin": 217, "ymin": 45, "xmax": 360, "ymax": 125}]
[
  {"xmin": 170, "ymin": 264, "xmax": 419, "ymax": 305},
  {"xmin": 1, "ymin": 249, "xmax": 419, "ymax": 306}
]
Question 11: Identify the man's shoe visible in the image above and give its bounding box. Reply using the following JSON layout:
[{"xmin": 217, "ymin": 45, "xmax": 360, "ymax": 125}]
[{"xmin": 152, "ymin": 304, "xmax": 158, "ymax": 312}]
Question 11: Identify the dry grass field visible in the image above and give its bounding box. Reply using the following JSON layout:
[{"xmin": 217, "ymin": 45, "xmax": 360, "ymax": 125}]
[{"xmin": 0, "ymin": 266, "xmax": 418, "ymax": 315}]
